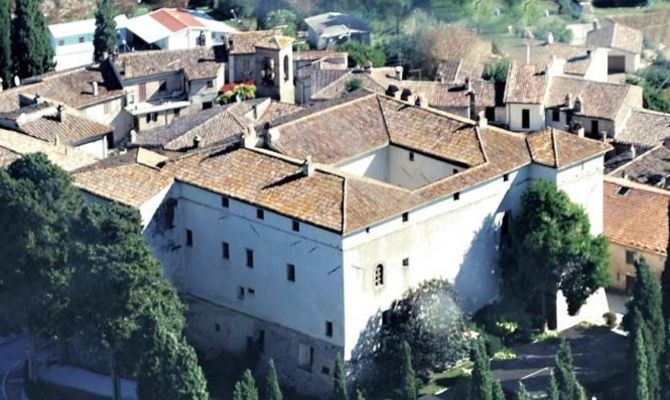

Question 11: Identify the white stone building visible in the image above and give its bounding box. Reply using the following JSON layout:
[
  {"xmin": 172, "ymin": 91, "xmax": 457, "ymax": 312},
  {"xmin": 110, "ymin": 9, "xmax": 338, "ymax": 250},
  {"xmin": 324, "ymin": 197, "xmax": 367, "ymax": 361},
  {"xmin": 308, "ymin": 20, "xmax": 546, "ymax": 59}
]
[
  {"xmin": 74, "ymin": 92, "xmax": 611, "ymax": 396},
  {"xmin": 586, "ymin": 21, "xmax": 643, "ymax": 73}
]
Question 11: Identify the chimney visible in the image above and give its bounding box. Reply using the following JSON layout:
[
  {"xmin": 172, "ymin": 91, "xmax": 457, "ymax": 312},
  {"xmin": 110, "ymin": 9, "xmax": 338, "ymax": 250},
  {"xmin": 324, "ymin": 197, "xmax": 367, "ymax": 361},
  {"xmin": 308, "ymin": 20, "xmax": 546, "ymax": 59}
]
[
  {"xmin": 629, "ymin": 144, "xmax": 636, "ymax": 158},
  {"xmin": 525, "ymin": 42, "xmax": 531, "ymax": 64},
  {"xmin": 622, "ymin": 171, "xmax": 628, "ymax": 180},
  {"xmin": 252, "ymin": 104, "xmax": 258, "ymax": 120},
  {"xmin": 0, "ymin": 77, "xmax": 3, "ymax": 92},
  {"xmin": 586, "ymin": 49, "xmax": 592, "ymax": 58},
  {"xmin": 415, "ymin": 94, "xmax": 427, "ymax": 108},
  {"xmin": 386, "ymin": 84, "xmax": 400, "ymax": 98},
  {"xmin": 565, "ymin": 93, "xmax": 573, "ymax": 109},
  {"xmin": 574, "ymin": 96, "xmax": 583, "ymax": 113},
  {"xmin": 193, "ymin": 134, "xmax": 202, "ymax": 148},
  {"xmin": 593, "ymin": 18, "xmax": 600, "ymax": 31},
  {"xmin": 400, "ymin": 88, "xmax": 412, "ymax": 102},
  {"xmin": 465, "ymin": 77, "xmax": 472, "ymax": 93},
  {"xmin": 435, "ymin": 71, "xmax": 444, "ymax": 83},
  {"xmin": 91, "ymin": 81, "xmax": 99, "ymax": 96},
  {"xmin": 13, "ymin": 75, "xmax": 20, "ymax": 87},
  {"xmin": 576, "ymin": 126, "xmax": 585, "ymax": 137},
  {"xmin": 54, "ymin": 134, "xmax": 60, "ymax": 146},
  {"xmin": 363, "ymin": 60, "xmax": 372, "ymax": 74},
  {"xmin": 301, "ymin": 155, "xmax": 315, "ymax": 177},
  {"xmin": 34, "ymin": 93, "xmax": 42, "ymax": 104},
  {"xmin": 469, "ymin": 91, "xmax": 477, "ymax": 120},
  {"xmin": 56, "ymin": 104, "xmax": 65, "ymax": 122},
  {"xmin": 476, "ymin": 111, "xmax": 488, "ymax": 127},
  {"xmin": 129, "ymin": 129, "xmax": 137, "ymax": 143},
  {"xmin": 546, "ymin": 32, "xmax": 554, "ymax": 45},
  {"xmin": 394, "ymin": 66, "xmax": 403, "ymax": 81}
]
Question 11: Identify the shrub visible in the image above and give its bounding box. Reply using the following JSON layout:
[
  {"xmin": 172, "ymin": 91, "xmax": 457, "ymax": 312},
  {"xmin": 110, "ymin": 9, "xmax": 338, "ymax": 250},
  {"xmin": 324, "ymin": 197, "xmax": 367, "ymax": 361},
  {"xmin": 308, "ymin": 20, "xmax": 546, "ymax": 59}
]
[
  {"xmin": 534, "ymin": 19, "xmax": 573, "ymax": 43},
  {"xmin": 335, "ymin": 41, "xmax": 386, "ymax": 68},
  {"xmin": 482, "ymin": 59, "xmax": 510, "ymax": 82},
  {"xmin": 473, "ymin": 297, "xmax": 536, "ymax": 341},
  {"xmin": 346, "ymin": 78, "xmax": 363, "ymax": 92}
]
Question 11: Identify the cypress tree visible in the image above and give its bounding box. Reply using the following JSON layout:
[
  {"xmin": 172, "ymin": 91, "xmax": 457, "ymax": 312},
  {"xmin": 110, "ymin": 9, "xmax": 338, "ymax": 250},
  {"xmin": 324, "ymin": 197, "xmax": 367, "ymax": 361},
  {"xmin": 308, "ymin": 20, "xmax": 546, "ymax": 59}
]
[
  {"xmin": 0, "ymin": 0, "xmax": 11, "ymax": 88},
  {"xmin": 12, "ymin": 0, "xmax": 54, "ymax": 78},
  {"xmin": 265, "ymin": 359, "xmax": 282, "ymax": 400},
  {"xmin": 553, "ymin": 341, "xmax": 586, "ymax": 400},
  {"xmin": 632, "ymin": 321, "xmax": 650, "ymax": 400},
  {"xmin": 548, "ymin": 374, "xmax": 559, "ymax": 400},
  {"xmin": 469, "ymin": 339, "xmax": 493, "ymax": 400},
  {"xmin": 332, "ymin": 354, "xmax": 348, "ymax": 400},
  {"xmin": 661, "ymin": 321, "xmax": 670, "ymax": 400},
  {"xmin": 492, "ymin": 380, "xmax": 505, "ymax": 400},
  {"xmin": 355, "ymin": 389, "xmax": 366, "ymax": 400},
  {"xmin": 233, "ymin": 370, "xmax": 258, "ymax": 400},
  {"xmin": 399, "ymin": 341, "xmax": 417, "ymax": 400},
  {"xmin": 516, "ymin": 382, "xmax": 531, "ymax": 400},
  {"xmin": 93, "ymin": 0, "xmax": 117, "ymax": 61}
]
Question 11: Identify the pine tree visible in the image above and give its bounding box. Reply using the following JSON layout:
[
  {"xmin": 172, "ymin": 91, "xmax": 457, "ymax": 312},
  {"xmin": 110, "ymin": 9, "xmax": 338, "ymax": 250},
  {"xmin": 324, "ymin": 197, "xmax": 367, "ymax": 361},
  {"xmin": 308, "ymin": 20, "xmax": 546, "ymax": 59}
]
[
  {"xmin": 233, "ymin": 370, "xmax": 258, "ymax": 400},
  {"xmin": 632, "ymin": 321, "xmax": 650, "ymax": 400},
  {"xmin": 492, "ymin": 380, "xmax": 505, "ymax": 400},
  {"xmin": 93, "ymin": 0, "xmax": 117, "ymax": 61},
  {"xmin": 516, "ymin": 382, "xmax": 531, "ymax": 400},
  {"xmin": 332, "ymin": 354, "xmax": 348, "ymax": 400},
  {"xmin": 266, "ymin": 359, "xmax": 282, "ymax": 400},
  {"xmin": 399, "ymin": 341, "xmax": 417, "ymax": 400},
  {"xmin": 469, "ymin": 339, "xmax": 493, "ymax": 400},
  {"xmin": 12, "ymin": 0, "xmax": 54, "ymax": 78},
  {"xmin": 0, "ymin": 0, "xmax": 11, "ymax": 88},
  {"xmin": 553, "ymin": 341, "xmax": 586, "ymax": 400}
]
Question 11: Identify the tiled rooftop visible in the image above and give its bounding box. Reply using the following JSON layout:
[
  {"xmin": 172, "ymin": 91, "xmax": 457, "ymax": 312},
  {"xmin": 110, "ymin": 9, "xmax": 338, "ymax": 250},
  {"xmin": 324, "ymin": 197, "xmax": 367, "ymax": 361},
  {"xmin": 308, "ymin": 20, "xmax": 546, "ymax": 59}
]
[
  {"xmin": 526, "ymin": 128, "xmax": 611, "ymax": 169},
  {"xmin": 586, "ymin": 23, "xmax": 643, "ymax": 54},
  {"xmin": 112, "ymin": 47, "xmax": 224, "ymax": 80},
  {"xmin": 604, "ymin": 177, "xmax": 669, "ymax": 255},
  {"xmin": 609, "ymin": 144, "xmax": 670, "ymax": 188},
  {"xmin": 617, "ymin": 108, "xmax": 670, "ymax": 147},
  {"xmin": 504, "ymin": 61, "xmax": 549, "ymax": 104}
]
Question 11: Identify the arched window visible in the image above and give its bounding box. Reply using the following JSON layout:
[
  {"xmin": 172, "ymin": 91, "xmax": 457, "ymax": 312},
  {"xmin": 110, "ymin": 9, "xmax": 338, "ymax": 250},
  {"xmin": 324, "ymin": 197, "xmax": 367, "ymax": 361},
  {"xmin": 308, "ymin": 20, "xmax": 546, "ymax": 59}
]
[
  {"xmin": 283, "ymin": 54, "xmax": 290, "ymax": 81},
  {"xmin": 374, "ymin": 264, "xmax": 384, "ymax": 287}
]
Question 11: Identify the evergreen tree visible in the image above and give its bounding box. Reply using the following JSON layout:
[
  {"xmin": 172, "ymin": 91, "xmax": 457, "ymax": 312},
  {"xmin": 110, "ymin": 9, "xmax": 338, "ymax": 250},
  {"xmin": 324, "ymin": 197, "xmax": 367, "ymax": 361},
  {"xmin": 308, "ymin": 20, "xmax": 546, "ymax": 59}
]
[
  {"xmin": 469, "ymin": 339, "xmax": 493, "ymax": 400},
  {"xmin": 661, "ymin": 321, "xmax": 670, "ymax": 400},
  {"xmin": 0, "ymin": 0, "xmax": 11, "ymax": 88},
  {"xmin": 548, "ymin": 374, "xmax": 559, "ymax": 400},
  {"xmin": 233, "ymin": 370, "xmax": 259, "ymax": 400},
  {"xmin": 356, "ymin": 389, "xmax": 366, "ymax": 400},
  {"xmin": 516, "ymin": 382, "xmax": 531, "ymax": 400},
  {"xmin": 399, "ymin": 341, "xmax": 417, "ymax": 400},
  {"xmin": 625, "ymin": 259, "xmax": 664, "ymax": 398},
  {"xmin": 632, "ymin": 320, "xmax": 650, "ymax": 400},
  {"xmin": 12, "ymin": 0, "xmax": 54, "ymax": 78},
  {"xmin": 93, "ymin": 0, "xmax": 117, "ymax": 62},
  {"xmin": 553, "ymin": 341, "xmax": 586, "ymax": 400},
  {"xmin": 332, "ymin": 354, "xmax": 348, "ymax": 400},
  {"xmin": 662, "ymin": 256, "xmax": 670, "ymax": 320},
  {"xmin": 492, "ymin": 380, "xmax": 505, "ymax": 400},
  {"xmin": 265, "ymin": 359, "xmax": 282, "ymax": 400}
]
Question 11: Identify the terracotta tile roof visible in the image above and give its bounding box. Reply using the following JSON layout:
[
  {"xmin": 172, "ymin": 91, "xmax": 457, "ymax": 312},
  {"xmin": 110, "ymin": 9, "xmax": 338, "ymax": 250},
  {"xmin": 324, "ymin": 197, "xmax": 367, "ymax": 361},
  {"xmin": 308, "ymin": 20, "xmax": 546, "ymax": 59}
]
[
  {"xmin": 535, "ymin": 43, "xmax": 596, "ymax": 76},
  {"xmin": 587, "ymin": 23, "xmax": 643, "ymax": 54},
  {"xmin": 293, "ymin": 50, "xmax": 348, "ymax": 62},
  {"xmin": 74, "ymin": 149, "xmax": 174, "ymax": 207},
  {"xmin": 545, "ymin": 76, "xmax": 642, "ymax": 120},
  {"xmin": 617, "ymin": 108, "xmax": 670, "ymax": 147},
  {"xmin": 254, "ymin": 35, "xmax": 294, "ymax": 50},
  {"xmin": 311, "ymin": 71, "xmax": 386, "ymax": 101},
  {"xmin": 228, "ymin": 30, "xmax": 281, "ymax": 54},
  {"xmin": 256, "ymin": 101, "xmax": 303, "ymax": 125},
  {"xmin": 609, "ymin": 144, "xmax": 670, "ymax": 187},
  {"xmin": 526, "ymin": 128, "xmax": 611, "ymax": 169},
  {"xmin": 0, "ymin": 67, "xmax": 123, "ymax": 112},
  {"xmin": 604, "ymin": 177, "xmax": 670, "ymax": 255},
  {"xmin": 436, "ymin": 59, "xmax": 462, "ymax": 83},
  {"xmin": 151, "ymin": 8, "xmax": 204, "ymax": 32},
  {"xmin": 504, "ymin": 61, "xmax": 549, "ymax": 104},
  {"xmin": 113, "ymin": 47, "xmax": 224, "ymax": 80}
]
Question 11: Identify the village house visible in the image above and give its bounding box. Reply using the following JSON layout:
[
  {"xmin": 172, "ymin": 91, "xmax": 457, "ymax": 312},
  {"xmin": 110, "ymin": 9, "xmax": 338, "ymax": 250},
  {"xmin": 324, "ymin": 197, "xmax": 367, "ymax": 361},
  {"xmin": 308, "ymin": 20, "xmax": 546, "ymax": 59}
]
[
  {"xmin": 123, "ymin": 8, "xmax": 237, "ymax": 51},
  {"xmin": 586, "ymin": 20, "xmax": 643, "ymax": 73},
  {"xmin": 432, "ymin": 26, "xmax": 495, "ymax": 84},
  {"xmin": 48, "ymin": 15, "xmax": 129, "ymax": 71},
  {"xmin": 304, "ymin": 12, "xmax": 370, "ymax": 50},
  {"xmin": 73, "ymin": 90, "xmax": 611, "ymax": 396}
]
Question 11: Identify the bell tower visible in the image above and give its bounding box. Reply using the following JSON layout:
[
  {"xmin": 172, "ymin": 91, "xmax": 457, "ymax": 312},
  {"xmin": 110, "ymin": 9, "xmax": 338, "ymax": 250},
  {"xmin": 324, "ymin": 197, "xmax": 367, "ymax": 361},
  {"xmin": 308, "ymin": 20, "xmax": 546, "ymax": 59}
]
[{"xmin": 254, "ymin": 35, "xmax": 295, "ymax": 104}]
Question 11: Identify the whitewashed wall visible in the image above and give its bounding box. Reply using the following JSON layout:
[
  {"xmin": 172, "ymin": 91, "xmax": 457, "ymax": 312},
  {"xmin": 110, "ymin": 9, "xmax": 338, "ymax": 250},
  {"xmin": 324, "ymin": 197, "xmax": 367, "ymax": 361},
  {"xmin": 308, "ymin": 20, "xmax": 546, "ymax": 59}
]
[{"xmin": 508, "ymin": 103, "xmax": 545, "ymax": 132}]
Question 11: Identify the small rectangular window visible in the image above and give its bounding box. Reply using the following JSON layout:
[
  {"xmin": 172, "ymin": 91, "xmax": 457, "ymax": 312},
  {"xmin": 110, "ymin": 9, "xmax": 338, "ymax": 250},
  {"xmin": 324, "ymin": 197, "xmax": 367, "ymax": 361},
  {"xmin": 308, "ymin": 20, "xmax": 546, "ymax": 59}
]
[
  {"xmin": 522, "ymin": 109, "xmax": 530, "ymax": 129},
  {"xmin": 454, "ymin": 192, "xmax": 460, "ymax": 201},
  {"xmin": 238, "ymin": 287, "xmax": 245, "ymax": 299},
  {"xmin": 78, "ymin": 36, "xmax": 85, "ymax": 43},
  {"xmin": 58, "ymin": 40, "xmax": 64, "ymax": 46},
  {"xmin": 503, "ymin": 173, "xmax": 509, "ymax": 182},
  {"xmin": 552, "ymin": 109, "xmax": 560, "ymax": 122},
  {"xmin": 321, "ymin": 366, "xmax": 330, "ymax": 375},
  {"xmin": 186, "ymin": 229, "xmax": 193, "ymax": 247},
  {"xmin": 452, "ymin": 168, "xmax": 459, "ymax": 175},
  {"xmin": 287, "ymin": 264, "xmax": 296, "ymax": 282},
  {"xmin": 325, "ymin": 321, "xmax": 333, "ymax": 337},
  {"xmin": 246, "ymin": 249, "xmax": 254, "ymax": 268},
  {"xmin": 256, "ymin": 208, "xmax": 264, "ymax": 220},
  {"xmin": 292, "ymin": 219, "xmax": 300, "ymax": 232},
  {"xmin": 402, "ymin": 212, "xmax": 409, "ymax": 223},
  {"xmin": 222, "ymin": 242, "xmax": 229, "ymax": 259},
  {"xmin": 174, "ymin": 108, "xmax": 180, "ymax": 117},
  {"xmin": 207, "ymin": 80, "xmax": 214, "ymax": 89},
  {"xmin": 409, "ymin": 151, "xmax": 415, "ymax": 161},
  {"xmin": 626, "ymin": 250, "xmax": 637, "ymax": 265},
  {"xmin": 202, "ymin": 101, "xmax": 213, "ymax": 110},
  {"xmin": 402, "ymin": 258, "xmax": 409, "ymax": 267},
  {"xmin": 591, "ymin": 120, "xmax": 599, "ymax": 136},
  {"xmin": 215, "ymin": 323, "xmax": 220, "ymax": 332},
  {"xmin": 221, "ymin": 196, "xmax": 229, "ymax": 208},
  {"xmin": 247, "ymin": 287, "xmax": 255, "ymax": 296}
]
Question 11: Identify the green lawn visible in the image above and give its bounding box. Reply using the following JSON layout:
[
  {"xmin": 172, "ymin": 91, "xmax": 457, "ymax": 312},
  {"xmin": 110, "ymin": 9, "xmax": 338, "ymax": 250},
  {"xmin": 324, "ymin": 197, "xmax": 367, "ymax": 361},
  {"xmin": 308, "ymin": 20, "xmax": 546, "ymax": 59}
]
[{"xmin": 418, "ymin": 361, "xmax": 473, "ymax": 397}]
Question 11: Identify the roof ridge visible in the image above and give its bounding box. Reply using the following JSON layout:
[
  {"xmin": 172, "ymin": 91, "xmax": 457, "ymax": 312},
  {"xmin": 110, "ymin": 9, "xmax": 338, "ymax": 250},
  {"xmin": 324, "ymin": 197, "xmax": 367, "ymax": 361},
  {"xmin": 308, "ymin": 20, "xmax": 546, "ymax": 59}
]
[
  {"xmin": 274, "ymin": 91, "xmax": 377, "ymax": 129},
  {"xmin": 608, "ymin": 143, "xmax": 665, "ymax": 175},
  {"xmin": 605, "ymin": 175, "xmax": 670, "ymax": 196}
]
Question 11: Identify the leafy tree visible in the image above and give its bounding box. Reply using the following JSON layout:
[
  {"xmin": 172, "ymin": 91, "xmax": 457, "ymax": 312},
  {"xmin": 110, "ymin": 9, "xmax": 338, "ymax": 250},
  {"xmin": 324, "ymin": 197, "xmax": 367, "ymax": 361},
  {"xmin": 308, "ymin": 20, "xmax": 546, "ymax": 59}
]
[
  {"xmin": 624, "ymin": 259, "xmax": 664, "ymax": 398},
  {"xmin": 399, "ymin": 341, "xmax": 417, "ymax": 400},
  {"xmin": 93, "ymin": 0, "xmax": 117, "ymax": 62},
  {"xmin": 0, "ymin": 0, "xmax": 11, "ymax": 88},
  {"xmin": 631, "ymin": 312, "xmax": 650, "ymax": 400},
  {"xmin": 136, "ymin": 320, "xmax": 208, "ymax": 400},
  {"xmin": 264, "ymin": 9, "xmax": 297, "ymax": 37},
  {"xmin": 482, "ymin": 59, "xmax": 510, "ymax": 83},
  {"xmin": 462, "ymin": 0, "xmax": 495, "ymax": 33},
  {"xmin": 516, "ymin": 382, "xmax": 531, "ymax": 400},
  {"xmin": 333, "ymin": 354, "xmax": 348, "ymax": 400},
  {"xmin": 504, "ymin": 0, "xmax": 543, "ymax": 32},
  {"xmin": 492, "ymin": 380, "xmax": 505, "ymax": 400},
  {"xmin": 233, "ymin": 370, "xmax": 259, "ymax": 400},
  {"xmin": 501, "ymin": 181, "xmax": 609, "ymax": 327},
  {"xmin": 368, "ymin": 0, "xmax": 411, "ymax": 34},
  {"xmin": 553, "ymin": 341, "xmax": 586, "ymax": 400},
  {"xmin": 266, "ymin": 359, "xmax": 283, "ymax": 400},
  {"xmin": 12, "ymin": 0, "xmax": 55, "ymax": 78},
  {"xmin": 469, "ymin": 339, "xmax": 493, "ymax": 400},
  {"xmin": 335, "ymin": 42, "xmax": 386, "ymax": 68}
]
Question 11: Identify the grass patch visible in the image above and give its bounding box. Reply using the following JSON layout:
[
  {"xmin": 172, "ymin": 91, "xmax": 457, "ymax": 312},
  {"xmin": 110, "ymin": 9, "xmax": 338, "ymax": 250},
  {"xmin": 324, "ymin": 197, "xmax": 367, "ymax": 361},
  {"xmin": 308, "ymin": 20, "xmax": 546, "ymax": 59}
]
[
  {"xmin": 531, "ymin": 330, "xmax": 559, "ymax": 343},
  {"xmin": 419, "ymin": 361, "xmax": 473, "ymax": 396}
]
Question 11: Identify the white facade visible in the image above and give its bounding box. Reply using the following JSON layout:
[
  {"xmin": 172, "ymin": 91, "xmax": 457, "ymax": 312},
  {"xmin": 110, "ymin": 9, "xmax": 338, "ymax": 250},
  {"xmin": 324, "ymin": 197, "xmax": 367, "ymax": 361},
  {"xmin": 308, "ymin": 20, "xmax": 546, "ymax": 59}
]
[{"xmin": 507, "ymin": 103, "xmax": 545, "ymax": 132}]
